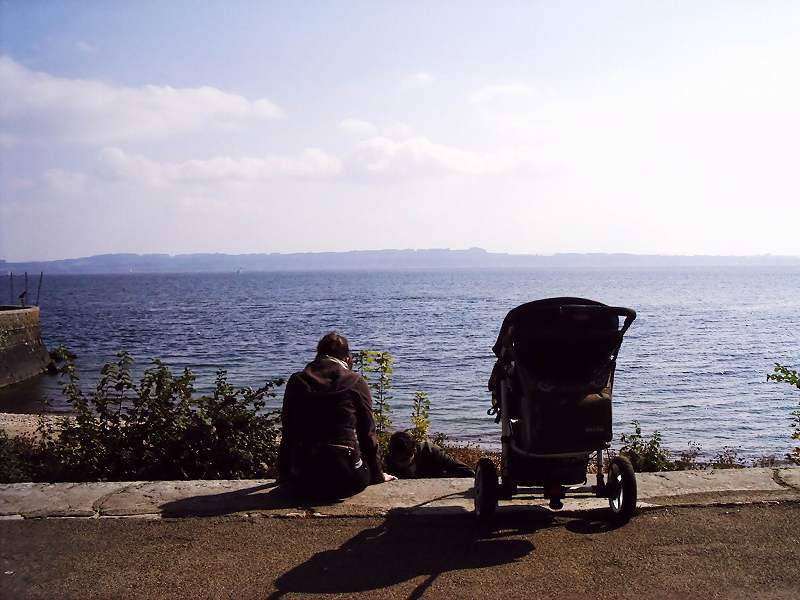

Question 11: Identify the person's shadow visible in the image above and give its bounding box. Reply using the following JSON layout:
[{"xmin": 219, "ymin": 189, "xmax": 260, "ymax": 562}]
[
  {"xmin": 270, "ymin": 506, "xmax": 558, "ymax": 599},
  {"xmin": 159, "ymin": 482, "xmax": 623, "ymax": 598}
]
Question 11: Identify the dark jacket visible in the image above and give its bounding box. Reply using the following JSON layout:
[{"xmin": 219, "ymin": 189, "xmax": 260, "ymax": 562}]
[
  {"xmin": 278, "ymin": 358, "xmax": 384, "ymax": 484},
  {"xmin": 385, "ymin": 440, "xmax": 475, "ymax": 479}
]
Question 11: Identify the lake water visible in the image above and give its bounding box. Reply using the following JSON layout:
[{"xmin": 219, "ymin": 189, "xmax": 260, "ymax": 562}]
[{"xmin": 1, "ymin": 268, "xmax": 798, "ymax": 459}]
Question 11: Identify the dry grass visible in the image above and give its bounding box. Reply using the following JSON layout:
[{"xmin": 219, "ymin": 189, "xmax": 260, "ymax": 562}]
[{"xmin": 441, "ymin": 443, "xmax": 500, "ymax": 471}]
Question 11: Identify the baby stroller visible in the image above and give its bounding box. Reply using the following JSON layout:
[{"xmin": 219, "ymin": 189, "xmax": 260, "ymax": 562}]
[{"xmin": 475, "ymin": 297, "xmax": 637, "ymax": 521}]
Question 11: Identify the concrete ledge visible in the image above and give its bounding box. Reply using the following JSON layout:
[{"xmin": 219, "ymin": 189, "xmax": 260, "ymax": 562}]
[
  {"xmin": 1, "ymin": 467, "xmax": 798, "ymax": 520},
  {"xmin": 777, "ymin": 467, "xmax": 800, "ymax": 489},
  {"xmin": 0, "ymin": 482, "xmax": 132, "ymax": 518},
  {"xmin": 636, "ymin": 466, "xmax": 787, "ymax": 496},
  {"xmin": 0, "ymin": 306, "xmax": 50, "ymax": 388}
]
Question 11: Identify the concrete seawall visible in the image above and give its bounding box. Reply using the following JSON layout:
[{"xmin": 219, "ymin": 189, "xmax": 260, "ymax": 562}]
[
  {"xmin": 1, "ymin": 467, "xmax": 798, "ymax": 519},
  {"xmin": 0, "ymin": 306, "xmax": 50, "ymax": 389}
]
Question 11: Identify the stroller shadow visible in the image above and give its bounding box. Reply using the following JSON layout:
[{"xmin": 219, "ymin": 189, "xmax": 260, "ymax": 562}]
[
  {"xmin": 270, "ymin": 502, "xmax": 628, "ymax": 598},
  {"xmin": 271, "ymin": 507, "xmax": 555, "ymax": 599},
  {"xmin": 159, "ymin": 482, "xmax": 299, "ymax": 517}
]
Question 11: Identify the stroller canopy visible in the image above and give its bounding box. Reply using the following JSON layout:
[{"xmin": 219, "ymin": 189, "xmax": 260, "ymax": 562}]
[{"xmin": 492, "ymin": 297, "xmax": 636, "ymax": 385}]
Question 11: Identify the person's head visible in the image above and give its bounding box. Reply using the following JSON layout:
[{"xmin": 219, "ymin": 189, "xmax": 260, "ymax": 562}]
[
  {"xmin": 316, "ymin": 331, "xmax": 352, "ymax": 366},
  {"xmin": 388, "ymin": 431, "xmax": 417, "ymax": 468}
]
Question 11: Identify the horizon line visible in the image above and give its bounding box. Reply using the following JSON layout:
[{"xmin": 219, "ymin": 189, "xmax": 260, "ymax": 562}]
[{"xmin": 3, "ymin": 247, "xmax": 800, "ymax": 264}]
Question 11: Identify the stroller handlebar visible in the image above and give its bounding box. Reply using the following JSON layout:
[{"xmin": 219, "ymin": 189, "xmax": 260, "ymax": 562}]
[{"xmin": 560, "ymin": 304, "xmax": 637, "ymax": 339}]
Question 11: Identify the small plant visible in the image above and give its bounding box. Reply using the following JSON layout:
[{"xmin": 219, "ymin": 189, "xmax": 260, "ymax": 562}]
[
  {"xmin": 673, "ymin": 441, "xmax": 703, "ymax": 470},
  {"xmin": 709, "ymin": 446, "xmax": 746, "ymax": 469},
  {"xmin": 618, "ymin": 420, "xmax": 674, "ymax": 472},
  {"xmin": 751, "ymin": 455, "xmax": 780, "ymax": 467},
  {"xmin": 767, "ymin": 363, "xmax": 800, "ymax": 464},
  {"xmin": 410, "ymin": 391, "xmax": 431, "ymax": 441},
  {"xmin": 353, "ymin": 350, "xmax": 394, "ymax": 435},
  {"xmin": 0, "ymin": 431, "xmax": 36, "ymax": 483},
  {"xmin": 431, "ymin": 431, "xmax": 449, "ymax": 447}
]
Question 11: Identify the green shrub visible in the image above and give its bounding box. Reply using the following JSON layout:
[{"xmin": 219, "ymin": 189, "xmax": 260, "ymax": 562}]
[
  {"xmin": 410, "ymin": 391, "xmax": 431, "ymax": 441},
  {"xmin": 353, "ymin": 350, "xmax": 393, "ymax": 435},
  {"xmin": 3, "ymin": 350, "xmax": 284, "ymax": 482},
  {"xmin": 618, "ymin": 420, "xmax": 674, "ymax": 472},
  {"xmin": 0, "ymin": 431, "xmax": 37, "ymax": 483},
  {"xmin": 767, "ymin": 363, "xmax": 800, "ymax": 464}
]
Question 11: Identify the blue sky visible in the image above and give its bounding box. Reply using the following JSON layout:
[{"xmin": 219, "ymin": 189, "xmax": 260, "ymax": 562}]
[{"xmin": 2, "ymin": 1, "xmax": 799, "ymax": 260}]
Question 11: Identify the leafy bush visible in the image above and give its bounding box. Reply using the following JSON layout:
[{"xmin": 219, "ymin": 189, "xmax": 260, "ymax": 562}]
[
  {"xmin": 618, "ymin": 420, "xmax": 674, "ymax": 472},
  {"xmin": 1, "ymin": 350, "xmax": 283, "ymax": 483},
  {"xmin": 410, "ymin": 391, "xmax": 431, "ymax": 441},
  {"xmin": 0, "ymin": 431, "xmax": 37, "ymax": 483},
  {"xmin": 767, "ymin": 363, "xmax": 800, "ymax": 464},
  {"xmin": 353, "ymin": 350, "xmax": 393, "ymax": 435}
]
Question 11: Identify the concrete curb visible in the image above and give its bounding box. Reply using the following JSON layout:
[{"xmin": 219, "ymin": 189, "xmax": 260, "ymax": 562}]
[{"xmin": 1, "ymin": 467, "xmax": 798, "ymax": 520}]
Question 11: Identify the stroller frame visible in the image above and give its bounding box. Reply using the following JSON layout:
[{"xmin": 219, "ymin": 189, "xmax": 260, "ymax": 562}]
[{"xmin": 475, "ymin": 298, "xmax": 637, "ymax": 522}]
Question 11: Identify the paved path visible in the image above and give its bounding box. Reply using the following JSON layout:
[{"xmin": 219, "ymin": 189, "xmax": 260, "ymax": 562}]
[
  {"xmin": 1, "ymin": 467, "xmax": 799, "ymax": 519},
  {"xmin": 2, "ymin": 468, "xmax": 799, "ymax": 598},
  {"xmin": 2, "ymin": 503, "xmax": 799, "ymax": 599}
]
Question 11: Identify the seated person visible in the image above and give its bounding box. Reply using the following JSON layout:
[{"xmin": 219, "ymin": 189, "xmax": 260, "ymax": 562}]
[
  {"xmin": 278, "ymin": 332, "xmax": 395, "ymax": 500},
  {"xmin": 385, "ymin": 431, "xmax": 476, "ymax": 479}
]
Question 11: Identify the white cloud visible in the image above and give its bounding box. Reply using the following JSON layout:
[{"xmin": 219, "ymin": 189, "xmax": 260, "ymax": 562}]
[
  {"xmin": 0, "ymin": 55, "xmax": 284, "ymax": 144},
  {"xmin": 95, "ymin": 147, "xmax": 342, "ymax": 186},
  {"xmin": 338, "ymin": 118, "xmax": 377, "ymax": 137},
  {"xmin": 401, "ymin": 71, "xmax": 435, "ymax": 89},
  {"xmin": 348, "ymin": 136, "xmax": 540, "ymax": 177}
]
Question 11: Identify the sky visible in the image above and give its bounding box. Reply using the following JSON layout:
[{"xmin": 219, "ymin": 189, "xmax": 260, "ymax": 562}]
[{"xmin": 1, "ymin": 1, "xmax": 799, "ymax": 261}]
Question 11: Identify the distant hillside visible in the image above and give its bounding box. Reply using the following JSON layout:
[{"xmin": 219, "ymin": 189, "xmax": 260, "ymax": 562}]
[{"xmin": 2, "ymin": 248, "xmax": 799, "ymax": 274}]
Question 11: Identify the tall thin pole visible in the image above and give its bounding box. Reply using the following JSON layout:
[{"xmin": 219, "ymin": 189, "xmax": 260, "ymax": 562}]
[
  {"xmin": 24, "ymin": 272, "xmax": 28, "ymax": 307},
  {"xmin": 9, "ymin": 272, "xmax": 13, "ymax": 305},
  {"xmin": 35, "ymin": 272, "xmax": 43, "ymax": 306}
]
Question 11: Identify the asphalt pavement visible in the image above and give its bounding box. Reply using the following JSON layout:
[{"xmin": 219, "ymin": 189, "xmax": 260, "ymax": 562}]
[
  {"xmin": 1, "ymin": 503, "xmax": 799, "ymax": 599},
  {"xmin": 1, "ymin": 468, "xmax": 799, "ymax": 598}
]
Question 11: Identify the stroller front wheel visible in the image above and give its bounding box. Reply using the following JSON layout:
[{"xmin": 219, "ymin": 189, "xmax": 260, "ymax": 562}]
[
  {"xmin": 474, "ymin": 458, "xmax": 499, "ymax": 521},
  {"xmin": 607, "ymin": 456, "xmax": 637, "ymax": 520}
]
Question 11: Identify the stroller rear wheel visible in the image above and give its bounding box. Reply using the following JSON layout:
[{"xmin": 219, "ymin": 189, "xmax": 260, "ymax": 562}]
[
  {"xmin": 474, "ymin": 458, "xmax": 499, "ymax": 521},
  {"xmin": 607, "ymin": 456, "xmax": 637, "ymax": 520}
]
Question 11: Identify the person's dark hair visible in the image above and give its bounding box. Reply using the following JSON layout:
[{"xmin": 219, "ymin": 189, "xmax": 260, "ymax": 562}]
[
  {"xmin": 388, "ymin": 431, "xmax": 416, "ymax": 461},
  {"xmin": 316, "ymin": 331, "xmax": 350, "ymax": 360}
]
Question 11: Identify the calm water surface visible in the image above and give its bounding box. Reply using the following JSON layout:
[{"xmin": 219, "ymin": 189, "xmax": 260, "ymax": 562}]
[{"xmin": 1, "ymin": 268, "xmax": 798, "ymax": 459}]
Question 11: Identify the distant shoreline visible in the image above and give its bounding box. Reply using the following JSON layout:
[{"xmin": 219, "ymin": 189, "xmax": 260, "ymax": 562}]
[{"xmin": 3, "ymin": 248, "xmax": 800, "ymax": 274}]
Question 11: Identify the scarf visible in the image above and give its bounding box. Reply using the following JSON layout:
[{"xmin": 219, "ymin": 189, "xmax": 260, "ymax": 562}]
[{"xmin": 318, "ymin": 354, "xmax": 350, "ymax": 370}]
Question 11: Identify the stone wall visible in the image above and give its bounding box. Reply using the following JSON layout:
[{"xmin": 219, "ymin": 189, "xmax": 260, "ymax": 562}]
[{"xmin": 0, "ymin": 306, "xmax": 50, "ymax": 388}]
